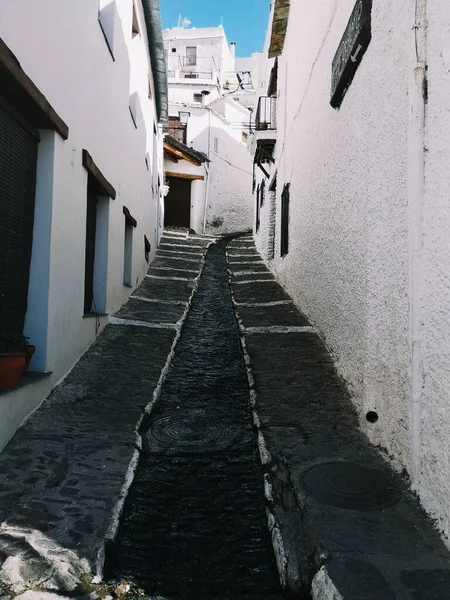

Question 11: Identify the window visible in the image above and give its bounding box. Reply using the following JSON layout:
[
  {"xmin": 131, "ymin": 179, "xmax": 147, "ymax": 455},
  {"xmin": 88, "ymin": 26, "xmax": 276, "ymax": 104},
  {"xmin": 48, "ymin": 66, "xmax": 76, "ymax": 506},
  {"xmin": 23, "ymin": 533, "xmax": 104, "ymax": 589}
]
[
  {"xmin": 144, "ymin": 235, "xmax": 151, "ymax": 263},
  {"xmin": 184, "ymin": 73, "xmax": 198, "ymax": 79},
  {"xmin": 82, "ymin": 149, "xmax": 115, "ymax": 315},
  {"xmin": 123, "ymin": 207, "xmax": 137, "ymax": 286},
  {"xmin": 186, "ymin": 46, "xmax": 197, "ymax": 66},
  {"xmin": 131, "ymin": 0, "xmax": 140, "ymax": 37},
  {"xmin": 129, "ymin": 92, "xmax": 138, "ymax": 128},
  {"xmin": 84, "ymin": 191, "xmax": 98, "ymax": 313},
  {"xmin": 280, "ymin": 183, "xmax": 290, "ymax": 257},
  {"xmin": 256, "ymin": 184, "xmax": 260, "ymax": 232},
  {"xmin": 0, "ymin": 97, "xmax": 38, "ymax": 332},
  {"xmin": 98, "ymin": 1, "xmax": 117, "ymax": 61},
  {"xmin": 171, "ymin": 47, "xmax": 177, "ymax": 53},
  {"xmin": 214, "ymin": 137, "xmax": 219, "ymax": 153},
  {"xmin": 193, "ymin": 93, "xmax": 203, "ymax": 103},
  {"xmin": 260, "ymin": 179, "xmax": 265, "ymax": 206}
]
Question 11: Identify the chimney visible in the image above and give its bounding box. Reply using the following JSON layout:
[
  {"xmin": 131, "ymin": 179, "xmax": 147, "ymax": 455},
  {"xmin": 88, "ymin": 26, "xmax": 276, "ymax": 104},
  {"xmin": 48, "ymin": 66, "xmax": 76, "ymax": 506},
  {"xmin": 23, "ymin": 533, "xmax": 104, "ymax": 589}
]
[{"xmin": 229, "ymin": 41, "xmax": 236, "ymax": 71}]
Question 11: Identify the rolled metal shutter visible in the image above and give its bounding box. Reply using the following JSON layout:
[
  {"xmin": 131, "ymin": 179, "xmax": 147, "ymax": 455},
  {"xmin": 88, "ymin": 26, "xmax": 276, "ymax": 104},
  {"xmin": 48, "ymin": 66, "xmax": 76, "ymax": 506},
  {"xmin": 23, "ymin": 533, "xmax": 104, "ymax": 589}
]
[{"xmin": 0, "ymin": 98, "xmax": 39, "ymax": 332}]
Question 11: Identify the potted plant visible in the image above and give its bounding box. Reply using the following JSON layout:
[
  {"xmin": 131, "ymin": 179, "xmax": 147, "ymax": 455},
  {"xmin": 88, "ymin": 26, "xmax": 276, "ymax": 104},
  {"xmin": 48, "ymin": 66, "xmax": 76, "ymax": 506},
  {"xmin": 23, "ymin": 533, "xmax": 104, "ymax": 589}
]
[{"xmin": 0, "ymin": 332, "xmax": 29, "ymax": 389}]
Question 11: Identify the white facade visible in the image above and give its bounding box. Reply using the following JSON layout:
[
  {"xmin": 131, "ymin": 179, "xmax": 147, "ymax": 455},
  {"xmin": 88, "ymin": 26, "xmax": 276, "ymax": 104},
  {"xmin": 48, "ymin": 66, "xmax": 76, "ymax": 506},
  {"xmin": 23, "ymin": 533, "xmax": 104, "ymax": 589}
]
[
  {"xmin": 164, "ymin": 98, "xmax": 253, "ymax": 235},
  {"xmin": 0, "ymin": 0, "xmax": 166, "ymax": 451},
  {"xmin": 162, "ymin": 25, "xmax": 253, "ymax": 235},
  {"xmin": 163, "ymin": 26, "xmax": 235, "ymax": 105},
  {"xmin": 253, "ymin": 0, "xmax": 450, "ymax": 544}
]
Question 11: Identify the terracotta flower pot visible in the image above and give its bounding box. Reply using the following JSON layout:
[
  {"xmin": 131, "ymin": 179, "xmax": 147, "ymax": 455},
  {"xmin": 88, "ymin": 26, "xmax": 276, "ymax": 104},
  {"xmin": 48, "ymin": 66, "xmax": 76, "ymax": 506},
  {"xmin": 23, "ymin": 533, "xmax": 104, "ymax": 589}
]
[
  {"xmin": 24, "ymin": 345, "xmax": 36, "ymax": 371},
  {"xmin": 0, "ymin": 353, "xmax": 26, "ymax": 389}
]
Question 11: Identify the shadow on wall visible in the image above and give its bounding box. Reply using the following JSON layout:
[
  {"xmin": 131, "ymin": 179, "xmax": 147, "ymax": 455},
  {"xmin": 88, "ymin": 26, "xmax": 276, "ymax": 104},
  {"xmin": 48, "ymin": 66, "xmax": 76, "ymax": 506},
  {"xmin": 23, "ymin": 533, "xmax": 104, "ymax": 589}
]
[{"xmin": 191, "ymin": 125, "xmax": 253, "ymax": 235}]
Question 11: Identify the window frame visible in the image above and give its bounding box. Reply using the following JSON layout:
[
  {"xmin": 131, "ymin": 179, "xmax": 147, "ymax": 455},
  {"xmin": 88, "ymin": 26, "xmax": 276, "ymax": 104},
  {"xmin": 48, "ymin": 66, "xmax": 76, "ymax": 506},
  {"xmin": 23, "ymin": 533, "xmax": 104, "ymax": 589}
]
[{"xmin": 280, "ymin": 183, "xmax": 290, "ymax": 257}]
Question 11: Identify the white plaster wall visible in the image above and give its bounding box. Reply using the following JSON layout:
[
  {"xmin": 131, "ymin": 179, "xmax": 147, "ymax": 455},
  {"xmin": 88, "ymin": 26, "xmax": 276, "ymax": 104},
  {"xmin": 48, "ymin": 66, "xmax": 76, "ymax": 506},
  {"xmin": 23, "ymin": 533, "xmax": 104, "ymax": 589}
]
[
  {"xmin": 166, "ymin": 101, "xmax": 252, "ymax": 234},
  {"xmin": 417, "ymin": 0, "xmax": 450, "ymax": 543},
  {"xmin": 0, "ymin": 0, "xmax": 163, "ymax": 450},
  {"xmin": 255, "ymin": 0, "xmax": 411, "ymax": 470}
]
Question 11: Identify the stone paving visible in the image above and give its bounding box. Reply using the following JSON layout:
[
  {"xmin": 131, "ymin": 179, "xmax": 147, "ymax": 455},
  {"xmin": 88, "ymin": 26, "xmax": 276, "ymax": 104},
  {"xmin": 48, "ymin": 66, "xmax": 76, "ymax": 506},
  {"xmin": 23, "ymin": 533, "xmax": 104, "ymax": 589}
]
[
  {"xmin": 109, "ymin": 238, "xmax": 281, "ymax": 600},
  {"xmin": 227, "ymin": 234, "xmax": 450, "ymax": 600},
  {"xmin": 0, "ymin": 231, "xmax": 211, "ymax": 596}
]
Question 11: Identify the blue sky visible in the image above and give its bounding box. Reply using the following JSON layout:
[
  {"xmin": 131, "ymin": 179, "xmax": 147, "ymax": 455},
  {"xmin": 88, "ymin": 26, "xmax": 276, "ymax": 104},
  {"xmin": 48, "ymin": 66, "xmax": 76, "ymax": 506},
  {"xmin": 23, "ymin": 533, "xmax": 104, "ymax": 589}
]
[{"xmin": 160, "ymin": 0, "xmax": 271, "ymax": 57}]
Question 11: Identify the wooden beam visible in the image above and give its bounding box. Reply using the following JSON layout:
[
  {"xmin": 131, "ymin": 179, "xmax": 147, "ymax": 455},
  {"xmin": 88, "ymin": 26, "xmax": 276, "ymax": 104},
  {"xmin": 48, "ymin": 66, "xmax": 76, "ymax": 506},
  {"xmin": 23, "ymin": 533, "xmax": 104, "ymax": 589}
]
[
  {"xmin": 0, "ymin": 38, "xmax": 69, "ymax": 139},
  {"xmin": 164, "ymin": 149, "xmax": 179, "ymax": 163},
  {"xmin": 123, "ymin": 205, "xmax": 137, "ymax": 227},
  {"xmin": 256, "ymin": 162, "xmax": 270, "ymax": 178},
  {"xmin": 82, "ymin": 149, "xmax": 116, "ymax": 199},
  {"xmin": 166, "ymin": 171, "xmax": 204, "ymax": 181},
  {"xmin": 163, "ymin": 141, "xmax": 202, "ymax": 166}
]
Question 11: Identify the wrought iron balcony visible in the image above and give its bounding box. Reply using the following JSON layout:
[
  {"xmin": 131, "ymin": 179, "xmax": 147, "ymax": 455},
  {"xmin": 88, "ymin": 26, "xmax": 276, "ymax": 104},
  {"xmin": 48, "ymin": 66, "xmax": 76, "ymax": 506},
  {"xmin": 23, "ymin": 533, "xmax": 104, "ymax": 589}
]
[{"xmin": 255, "ymin": 96, "xmax": 277, "ymax": 131}]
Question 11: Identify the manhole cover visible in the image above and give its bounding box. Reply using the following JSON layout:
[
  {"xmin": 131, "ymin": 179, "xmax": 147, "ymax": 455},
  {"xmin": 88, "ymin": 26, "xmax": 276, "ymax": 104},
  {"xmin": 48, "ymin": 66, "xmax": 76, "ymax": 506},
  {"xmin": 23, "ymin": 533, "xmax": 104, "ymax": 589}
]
[
  {"xmin": 144, "ymin": 410, "xmax": 251, "ymax": 454},
  {"xmin": 302, "ymin": 462, "xmax": 400, "ymax": 511}
]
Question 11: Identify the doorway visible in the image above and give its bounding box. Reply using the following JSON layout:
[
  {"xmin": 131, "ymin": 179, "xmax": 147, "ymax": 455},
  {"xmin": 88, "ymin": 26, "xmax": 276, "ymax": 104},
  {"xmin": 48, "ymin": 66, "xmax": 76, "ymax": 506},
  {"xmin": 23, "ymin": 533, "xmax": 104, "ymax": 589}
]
[{"xmin": 164, "ymin": 176, "xmax": 191, "ymax": 229}]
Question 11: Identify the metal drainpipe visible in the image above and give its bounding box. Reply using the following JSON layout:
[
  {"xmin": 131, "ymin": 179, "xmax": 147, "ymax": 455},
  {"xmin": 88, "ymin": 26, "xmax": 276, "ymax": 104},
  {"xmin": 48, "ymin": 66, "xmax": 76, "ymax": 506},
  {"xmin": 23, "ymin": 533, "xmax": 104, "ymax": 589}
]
[{"xmin": 408, "ymin": 0, "xmax": 427, "ymax": 484}]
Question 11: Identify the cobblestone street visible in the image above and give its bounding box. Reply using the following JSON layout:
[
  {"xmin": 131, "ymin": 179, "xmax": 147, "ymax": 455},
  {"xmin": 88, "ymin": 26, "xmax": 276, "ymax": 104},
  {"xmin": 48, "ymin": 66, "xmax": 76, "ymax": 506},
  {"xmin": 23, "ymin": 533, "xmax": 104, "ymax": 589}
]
[
  {"xmin": 0, "ymin": 231, "xmax": 450, "ymax": 600},
  {"xmin": 109, "ymin": 238, "xmax": 281, "ymax": 599}
]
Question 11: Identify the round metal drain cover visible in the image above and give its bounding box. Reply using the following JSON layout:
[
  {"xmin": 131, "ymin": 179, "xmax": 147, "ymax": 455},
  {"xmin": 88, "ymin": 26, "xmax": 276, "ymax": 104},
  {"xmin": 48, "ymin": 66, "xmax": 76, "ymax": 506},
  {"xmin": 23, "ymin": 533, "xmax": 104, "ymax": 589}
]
[
  {"xmin": 145, "ymin": 410, "xmax": 250, "ymax": 454},
  {"xmin": 302, "ymin": 462, "xmax": 400, "ymax": 511}
]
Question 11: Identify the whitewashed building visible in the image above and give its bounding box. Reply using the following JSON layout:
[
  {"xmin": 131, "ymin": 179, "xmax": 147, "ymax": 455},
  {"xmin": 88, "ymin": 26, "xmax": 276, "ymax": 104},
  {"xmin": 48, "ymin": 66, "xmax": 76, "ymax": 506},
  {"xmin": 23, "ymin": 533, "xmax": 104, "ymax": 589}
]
[
  {"xmin": 253, "ymin": 0, "xmax": 450, "ymax": 545},
  {"xmin": 162, "ymin": 26, "xmax": 253, "ymax": 234},
  {"xmin": 0, "ymin": 0, "xmax": 167, "ymax": 451}
]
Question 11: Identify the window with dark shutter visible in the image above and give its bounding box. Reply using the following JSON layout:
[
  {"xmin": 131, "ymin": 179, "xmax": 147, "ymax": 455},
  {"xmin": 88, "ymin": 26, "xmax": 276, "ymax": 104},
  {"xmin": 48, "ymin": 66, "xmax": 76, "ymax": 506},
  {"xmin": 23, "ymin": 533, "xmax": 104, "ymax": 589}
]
[
  {"xmin": 255, "ymin": 184, "xmax": 260, "ymax": 232},
  {"xmin": 260, "ymin": 179, "xmax": 265, "ymax": 206},
  {"xmin": 0, "ymin": 97, "xmax": 39, "ymax": 333},
  {"xmin": 84, "ymin": 190, "xmax": 98, "ymax": 313},
  {"xmin": 280, "ymin": 183, "xmax": 290, "ymax": 257}
]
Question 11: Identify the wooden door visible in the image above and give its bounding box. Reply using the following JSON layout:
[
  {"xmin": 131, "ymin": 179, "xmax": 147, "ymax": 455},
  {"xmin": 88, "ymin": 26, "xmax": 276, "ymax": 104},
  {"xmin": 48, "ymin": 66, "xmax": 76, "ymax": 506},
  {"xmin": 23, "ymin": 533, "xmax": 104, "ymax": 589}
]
[{"xmin": 164, "ymin": 177, "xmax": 191, "ymax": 229}]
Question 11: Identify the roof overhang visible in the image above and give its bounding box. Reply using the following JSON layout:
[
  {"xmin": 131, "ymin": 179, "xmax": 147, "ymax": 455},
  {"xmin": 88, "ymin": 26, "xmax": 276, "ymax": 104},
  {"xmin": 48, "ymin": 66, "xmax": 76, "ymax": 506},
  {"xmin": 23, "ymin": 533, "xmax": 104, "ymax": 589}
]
[
  {"xmin": 268, "ymin": 0, "xmax": 290, "ymax": 58},
  {"xmin": 142, "ymin": 0, "xmax": 168, "ymax": 122},
  {"xmin": 164, "ymin": 135, "xmax": 209, "ymax": 166}
]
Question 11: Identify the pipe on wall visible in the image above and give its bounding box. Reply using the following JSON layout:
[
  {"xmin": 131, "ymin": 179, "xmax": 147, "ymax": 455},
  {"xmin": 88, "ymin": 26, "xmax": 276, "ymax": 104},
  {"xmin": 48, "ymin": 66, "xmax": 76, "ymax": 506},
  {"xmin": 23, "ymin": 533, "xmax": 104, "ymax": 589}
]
[{"xmin": 408, "ymin": 0, "xmax": 428, "ymax": 483}]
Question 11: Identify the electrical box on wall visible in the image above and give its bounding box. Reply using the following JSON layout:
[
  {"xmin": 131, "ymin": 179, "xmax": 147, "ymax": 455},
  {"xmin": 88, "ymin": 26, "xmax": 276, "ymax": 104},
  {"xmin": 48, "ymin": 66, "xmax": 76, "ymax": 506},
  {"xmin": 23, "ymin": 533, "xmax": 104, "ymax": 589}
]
[{"xmin": 330, "ymin": 0, "xmax": 373, "ymax": 109}]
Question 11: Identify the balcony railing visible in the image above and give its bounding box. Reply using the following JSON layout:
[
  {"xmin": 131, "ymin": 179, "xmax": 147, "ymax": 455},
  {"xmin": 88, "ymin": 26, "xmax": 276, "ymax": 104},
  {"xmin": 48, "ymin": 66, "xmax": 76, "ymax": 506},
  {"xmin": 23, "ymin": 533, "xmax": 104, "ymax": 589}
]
[
  {"xmin": 255, "ymin": 96, "xmax": 277, "ymax": 131},
  {"xmin": 166, "ymin": 55, "xmax": 219, "ymax": 82}
]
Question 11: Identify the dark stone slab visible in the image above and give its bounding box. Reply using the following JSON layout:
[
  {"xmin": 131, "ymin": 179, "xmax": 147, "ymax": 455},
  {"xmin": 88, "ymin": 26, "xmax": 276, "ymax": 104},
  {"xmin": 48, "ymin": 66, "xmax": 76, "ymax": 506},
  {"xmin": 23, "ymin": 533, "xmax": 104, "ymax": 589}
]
[
  {"xmin": 160, "ymin": 237, "xmax": 210, "ymax": 248},
  {"xmin": 232, "ymin": 281, "xmax": 291, "ymax": 304},
  {"xmin": 244, "ymin": 323, "xmax": 450, "ymax": 591},
  {"xmin": 227, "ymin": 248, "xmax": 260, "ymax": 256},
  {"xmin": 148, "ymin": 267, "xmax": 199, "ymax": 278},
  {"xmin": 232, "ymin": 272, "xmax": 275, "ymax": 282},
  {"xmin": 237, "ymin": 303, "xmax": 310, "ymax": 328},
  {"xmin": 228, "ymin": 262, "xmax": 269, "ymax": 274},
  {"xmin": 158, "ymin": 244, "xmax": 207, "ymax": 255},
  {"xmin": 302, "ymin": 461, "xmax": 400, "ymax": 511},
  {"xmin": 136, "ymin": 276, "xmax": 195, "ymax": 302},
  {"xmin": 0, "ymin": 325, "xmax": 176, "ymax": 569},
  {"xmin": 327, "ymin": 558, "xmax": 396, "ymax": 599},
  {"xmin": 401, "ymin": 570, "xmax": 450, "ymax": 599},
  {"xmin": 151, "ymin": 256, "xmax": 203, "ymax": 271},
  {"xmin": 115, "ymin": 297, "xmax": 185, "ymax": 324},
  {"xmin": 228, "ymin": 255, "xmax": 263, "ymax": 263}
]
